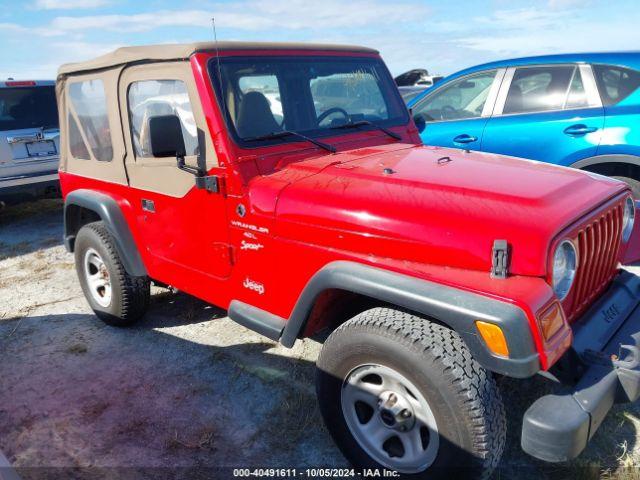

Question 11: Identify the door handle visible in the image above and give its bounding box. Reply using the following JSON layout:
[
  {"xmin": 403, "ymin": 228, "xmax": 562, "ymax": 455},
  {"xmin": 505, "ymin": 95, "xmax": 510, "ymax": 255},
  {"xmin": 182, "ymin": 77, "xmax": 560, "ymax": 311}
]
[
  {"xmin": 453, "ymin": 134, "xmax": 478, "ymax": 144},
  {"xmin": 563, "ymin": 124, "xmax": 598, "ymax": 136}
]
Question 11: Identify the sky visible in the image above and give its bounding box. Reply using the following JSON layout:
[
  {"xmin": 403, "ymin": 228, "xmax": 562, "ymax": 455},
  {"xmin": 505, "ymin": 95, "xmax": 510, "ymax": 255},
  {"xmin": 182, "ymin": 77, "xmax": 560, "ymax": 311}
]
[{"xmin": 1, "ymin": 0, "xmax": 639, "ymax": 80}]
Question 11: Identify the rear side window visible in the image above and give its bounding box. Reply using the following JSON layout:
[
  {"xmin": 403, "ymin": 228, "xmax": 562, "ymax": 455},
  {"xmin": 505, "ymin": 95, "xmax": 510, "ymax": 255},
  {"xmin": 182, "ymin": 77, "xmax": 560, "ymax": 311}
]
[
  {"xmin": 503, "ymin": 66, "xmax": 575, "ymax": 114},
  {"xmin": 68, "ymin": 79, "xmax": 113, "ymax": 161},
  {"xmin": 127, "ymin": 80, "xmax": 198, "ymax": 158},
  {"xmin": 69, "ymin": 116, "xmax": 90, "ymax": 160},
  {"xmin": 593, "ymin": 65, "xmax": 640, "ymax": 106}
]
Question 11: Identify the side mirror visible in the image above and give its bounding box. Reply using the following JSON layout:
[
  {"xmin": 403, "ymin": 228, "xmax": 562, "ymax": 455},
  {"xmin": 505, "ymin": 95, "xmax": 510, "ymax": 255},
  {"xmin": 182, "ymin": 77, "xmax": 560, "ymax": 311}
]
[
  {"xmin": 148, "ymin": 114, "xmax": 186, "ymax": 158},
  {"xmin": 413, "ymin": 114, "xmax": 426, "ymax": 133}
]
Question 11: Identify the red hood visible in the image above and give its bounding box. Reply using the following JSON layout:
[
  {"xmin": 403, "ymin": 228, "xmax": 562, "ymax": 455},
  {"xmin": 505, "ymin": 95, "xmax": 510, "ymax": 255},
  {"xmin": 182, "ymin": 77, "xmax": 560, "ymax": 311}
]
[{"xmin": 271, "ymin": 144, "xmax": 627, "ymax": 276}]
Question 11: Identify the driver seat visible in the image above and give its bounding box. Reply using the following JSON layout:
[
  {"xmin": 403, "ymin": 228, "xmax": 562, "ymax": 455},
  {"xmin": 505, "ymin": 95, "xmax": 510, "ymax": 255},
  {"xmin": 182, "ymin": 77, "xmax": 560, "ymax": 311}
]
[{"xmin": 236, "ymin": 91, "xmax": 281, "ymax": 138}]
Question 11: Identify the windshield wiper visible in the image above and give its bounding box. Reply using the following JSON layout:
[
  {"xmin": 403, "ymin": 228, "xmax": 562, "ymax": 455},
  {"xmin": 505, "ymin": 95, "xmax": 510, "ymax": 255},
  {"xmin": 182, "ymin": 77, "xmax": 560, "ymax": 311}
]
[
  {"xmin": 244, "ymin": 130, "xmax": 336, "ymax": 153},
  {"xmin": 330, "ymin": 120, "xmax": 402, "ymax": 141}
]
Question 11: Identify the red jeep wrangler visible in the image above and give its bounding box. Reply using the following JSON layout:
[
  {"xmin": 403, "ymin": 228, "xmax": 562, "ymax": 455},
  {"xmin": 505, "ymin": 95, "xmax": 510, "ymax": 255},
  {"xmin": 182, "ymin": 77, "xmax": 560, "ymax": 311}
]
[{"xmin": 57, "ymin": 42, "xmax": 640, "ymax": 477}]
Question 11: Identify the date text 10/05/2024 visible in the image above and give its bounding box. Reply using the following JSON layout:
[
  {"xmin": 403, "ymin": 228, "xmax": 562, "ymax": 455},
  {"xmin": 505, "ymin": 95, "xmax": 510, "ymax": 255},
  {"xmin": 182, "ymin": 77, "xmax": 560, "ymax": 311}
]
[{"xmin": 232, "ymin": 468, "xmax": 400, "ymax": 478}]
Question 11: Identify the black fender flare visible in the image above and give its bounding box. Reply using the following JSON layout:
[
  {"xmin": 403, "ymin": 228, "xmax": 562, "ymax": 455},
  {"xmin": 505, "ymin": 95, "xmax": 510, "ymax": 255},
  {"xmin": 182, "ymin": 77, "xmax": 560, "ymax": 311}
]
[
  {"xmin": 570, "ymin": 154, "xmax": 640, "ymax": 170},
  {"xmin": 63, "ymin": 189, "xmax": 147, "ymax": 277},
  {"xmin": 230, "ymin": 261, "xmax": 541, "ymax": 378}
]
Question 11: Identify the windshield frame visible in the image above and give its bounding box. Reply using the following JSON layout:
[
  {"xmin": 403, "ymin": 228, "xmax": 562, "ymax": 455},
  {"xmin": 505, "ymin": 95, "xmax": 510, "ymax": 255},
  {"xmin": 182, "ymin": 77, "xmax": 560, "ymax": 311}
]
[{"xmin": 207, "ymin": 54, "xmax": 410, "ymax": 150}]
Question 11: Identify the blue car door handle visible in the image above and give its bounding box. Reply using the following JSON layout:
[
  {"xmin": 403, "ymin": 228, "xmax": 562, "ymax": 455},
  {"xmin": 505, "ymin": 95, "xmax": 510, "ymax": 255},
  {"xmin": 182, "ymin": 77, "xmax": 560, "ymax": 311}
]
[
  {"xmin": 453, "ymin": 134, "xmax": 478, "ymax": 144},
  {"xmin": 564, "ymin": 124, "xmax": 598, "ymax": 136}
]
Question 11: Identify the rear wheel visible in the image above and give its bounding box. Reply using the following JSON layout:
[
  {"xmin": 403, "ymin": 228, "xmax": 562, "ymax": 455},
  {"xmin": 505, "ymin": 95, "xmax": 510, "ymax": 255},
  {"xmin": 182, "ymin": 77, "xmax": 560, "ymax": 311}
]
[
  {"xmin": 75, "ymin": 221, "xmax": 150, "ymax": 326},
  {"xmin": 316, "ymin": 308, "xmax": 505, "ymax": 479}
]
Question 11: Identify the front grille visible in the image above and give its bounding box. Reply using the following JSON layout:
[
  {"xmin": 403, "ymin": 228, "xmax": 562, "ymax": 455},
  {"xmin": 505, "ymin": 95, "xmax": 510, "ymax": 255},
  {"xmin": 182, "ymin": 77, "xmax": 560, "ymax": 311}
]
[{"xmin": 564, "ymin": 202, "xmax": 624, "ymax": 322}]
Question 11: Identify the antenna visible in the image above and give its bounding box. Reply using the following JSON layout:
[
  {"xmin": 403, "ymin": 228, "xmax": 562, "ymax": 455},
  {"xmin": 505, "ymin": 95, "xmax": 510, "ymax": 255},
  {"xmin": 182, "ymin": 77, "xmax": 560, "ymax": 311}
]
[{"xmin": 211, "ymin": 17, "xmax": 228, "ymax": 124}]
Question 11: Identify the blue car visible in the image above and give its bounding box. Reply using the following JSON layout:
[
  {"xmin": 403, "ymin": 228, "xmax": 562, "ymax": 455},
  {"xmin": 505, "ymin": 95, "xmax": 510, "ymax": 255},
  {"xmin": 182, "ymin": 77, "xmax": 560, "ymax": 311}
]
[{"xmin": 407, "ymin": 52, "xmax": 640, "ymax": 194}]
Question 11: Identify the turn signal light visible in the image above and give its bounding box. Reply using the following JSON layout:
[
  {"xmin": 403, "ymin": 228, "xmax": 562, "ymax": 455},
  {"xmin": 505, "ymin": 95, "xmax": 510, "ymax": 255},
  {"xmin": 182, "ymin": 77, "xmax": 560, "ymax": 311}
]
[
  {"xmin": 475, "ymin": 321, "xmax": 509, "ymax": 357},
  {"xmin": 538, "ymin": 302, "xmax": 565, "ymax": 341}
]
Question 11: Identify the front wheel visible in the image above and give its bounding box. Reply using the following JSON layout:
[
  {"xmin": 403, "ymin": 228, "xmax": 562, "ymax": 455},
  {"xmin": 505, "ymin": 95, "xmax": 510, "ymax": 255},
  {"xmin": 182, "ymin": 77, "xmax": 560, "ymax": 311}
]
[{"xmin": 316, "ymin": 308, "xmax": 506, "ymax": 479}]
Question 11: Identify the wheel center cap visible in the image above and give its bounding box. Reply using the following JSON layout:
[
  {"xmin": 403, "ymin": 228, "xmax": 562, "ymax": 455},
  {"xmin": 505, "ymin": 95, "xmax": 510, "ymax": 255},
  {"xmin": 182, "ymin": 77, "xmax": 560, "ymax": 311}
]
[
  {"xmin": 380, "ymin": 409, "xmax": 396, "ymax": 426},
  {"xmin": 377, "ymin": 390, "xmax": 415, "ymax": 431}
]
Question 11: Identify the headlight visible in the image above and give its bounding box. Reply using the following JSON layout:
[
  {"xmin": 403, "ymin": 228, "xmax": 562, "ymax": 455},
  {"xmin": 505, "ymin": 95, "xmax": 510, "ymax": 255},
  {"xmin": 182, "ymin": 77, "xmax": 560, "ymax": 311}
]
[
  {"xmin": 622, "ymin": 196, "xmax": 635, "ymax": 243},
  {"xmin": 552, "ymin": 240, "xmax": 578, "ymax": 301}
]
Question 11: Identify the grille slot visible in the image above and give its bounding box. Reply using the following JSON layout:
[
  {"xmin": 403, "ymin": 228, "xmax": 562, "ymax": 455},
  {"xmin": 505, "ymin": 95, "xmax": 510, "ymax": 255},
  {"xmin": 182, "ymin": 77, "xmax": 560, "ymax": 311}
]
[{"xmin": 565, "ymin": 203, "xmax": 623, "ymax": 322}]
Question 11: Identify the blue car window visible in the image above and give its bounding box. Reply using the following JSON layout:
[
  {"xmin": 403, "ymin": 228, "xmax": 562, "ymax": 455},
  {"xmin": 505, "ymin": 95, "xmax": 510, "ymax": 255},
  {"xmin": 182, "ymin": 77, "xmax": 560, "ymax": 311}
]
[
  {"xmin": 593, "ymin": 65, "xmax": 640, "ymax": 106},
  {"xmin": 412, "ymin": 70, "xmax": 496, "ymax": 122},
  {"xmin": 504, "ymin": 66, "xmax": 574, "ymax": 114}
]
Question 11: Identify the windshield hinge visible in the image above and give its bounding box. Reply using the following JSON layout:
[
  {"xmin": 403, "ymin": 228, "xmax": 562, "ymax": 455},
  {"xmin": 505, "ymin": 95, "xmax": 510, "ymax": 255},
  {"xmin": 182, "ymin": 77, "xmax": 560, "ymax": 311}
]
[
  {"xmin": 176, "ymin": 156, "xmax": 223, "ymax": 194},
  {"xmin": 491, "ymin": 240, "xmax": 510, "ymax": 279},
  {"xmin": 195, "ymin": 175, "xmax": 220, "ymax": 194}
]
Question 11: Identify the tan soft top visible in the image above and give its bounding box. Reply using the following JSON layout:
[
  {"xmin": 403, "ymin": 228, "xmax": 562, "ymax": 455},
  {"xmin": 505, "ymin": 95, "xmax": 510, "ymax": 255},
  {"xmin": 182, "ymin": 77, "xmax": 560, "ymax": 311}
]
[{"xmin": 58, "ymin": 41, "xmax": 378, "ymax": 76}]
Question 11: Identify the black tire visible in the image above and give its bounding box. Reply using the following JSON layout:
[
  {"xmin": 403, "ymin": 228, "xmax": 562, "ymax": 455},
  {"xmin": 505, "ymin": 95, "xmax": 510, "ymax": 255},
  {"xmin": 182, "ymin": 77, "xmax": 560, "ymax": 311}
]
[
  {"xmin": 75, "ymin": 221, "xmax": 150, "ymax": 326},
  {"xmin": 316, "ymin": 308, "xmax": 505, "ymax": 479},
  {"xmin": 612, "ymin": 176, "xmax": 640, "ymax": 198}
]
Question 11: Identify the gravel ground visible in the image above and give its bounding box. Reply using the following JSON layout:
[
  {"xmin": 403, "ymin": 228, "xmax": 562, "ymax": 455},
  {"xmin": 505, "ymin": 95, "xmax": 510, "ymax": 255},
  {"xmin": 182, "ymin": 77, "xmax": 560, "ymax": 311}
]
[{"xmin": 1, "ymin": 199, "xmax": 640, "ymax": 480}]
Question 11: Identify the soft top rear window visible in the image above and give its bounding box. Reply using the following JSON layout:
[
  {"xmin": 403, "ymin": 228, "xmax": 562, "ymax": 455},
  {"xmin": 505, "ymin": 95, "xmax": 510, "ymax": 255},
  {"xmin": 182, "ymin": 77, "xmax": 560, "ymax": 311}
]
[
  {"xmin": 208, "ymin": 55, "xmax": 408, "ymax": 148},
  {"xmin": 0, "ymin": 86, "xmax": 58, "ymax": 131}
]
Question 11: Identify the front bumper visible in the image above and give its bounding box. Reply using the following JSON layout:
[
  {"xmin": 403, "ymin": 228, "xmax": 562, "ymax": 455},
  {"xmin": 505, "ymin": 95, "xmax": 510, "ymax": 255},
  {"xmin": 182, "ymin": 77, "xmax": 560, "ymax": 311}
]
[{"xmin": 521, "ymin": 270, "xmax": 640, "ymax": 462}]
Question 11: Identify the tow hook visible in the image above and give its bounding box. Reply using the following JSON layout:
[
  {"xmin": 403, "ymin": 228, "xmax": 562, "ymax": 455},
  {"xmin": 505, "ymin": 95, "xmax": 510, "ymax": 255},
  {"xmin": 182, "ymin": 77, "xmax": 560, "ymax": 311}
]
[
  {"xmin": 583, "ymin": 344, "xmax": 640, "ymax": 369},
  {"xmin": 613, "ymin": 344, "xmax": 640, "ymax": 370},
  {"xmin": 583, "ymin": 344, "xmax": 640, "ymax": 403}
]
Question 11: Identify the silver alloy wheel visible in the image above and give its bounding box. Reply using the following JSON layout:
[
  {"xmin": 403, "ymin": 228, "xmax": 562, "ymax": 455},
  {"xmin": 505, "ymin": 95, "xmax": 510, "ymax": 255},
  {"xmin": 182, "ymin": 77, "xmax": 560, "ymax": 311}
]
[
  {"xmin": 341, "ymin": 364, "xmax": 439, "ymax": 473},
  {"xmin": 83, "ymin": 248, "xmax": 112, "ymax": 308}
]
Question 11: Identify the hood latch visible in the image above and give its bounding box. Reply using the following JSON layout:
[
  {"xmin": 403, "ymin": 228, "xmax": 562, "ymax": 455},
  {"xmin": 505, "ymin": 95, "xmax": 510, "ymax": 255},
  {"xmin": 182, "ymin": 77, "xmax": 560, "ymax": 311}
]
[{"xmin": 491, "ymin": 240, "xmax": 510, "ymax": 279}]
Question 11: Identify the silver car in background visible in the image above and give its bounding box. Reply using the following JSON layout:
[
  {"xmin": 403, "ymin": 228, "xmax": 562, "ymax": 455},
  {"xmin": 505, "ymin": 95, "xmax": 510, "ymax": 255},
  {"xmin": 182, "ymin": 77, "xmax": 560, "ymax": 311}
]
[{"xmin": 0, "ymin": 80, "xmax": 59, "ymax": 206}]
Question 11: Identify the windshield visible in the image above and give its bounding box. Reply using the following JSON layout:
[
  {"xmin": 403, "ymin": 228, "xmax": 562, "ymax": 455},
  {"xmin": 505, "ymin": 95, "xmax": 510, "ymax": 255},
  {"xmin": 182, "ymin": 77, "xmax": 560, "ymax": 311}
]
[
  {"xmin": 0, "ymin": 86, "xmax": 58, "ymax": 131},
  {"xmin": 209, "ymin": 56, "xmax": 408, "ymax": 147}
]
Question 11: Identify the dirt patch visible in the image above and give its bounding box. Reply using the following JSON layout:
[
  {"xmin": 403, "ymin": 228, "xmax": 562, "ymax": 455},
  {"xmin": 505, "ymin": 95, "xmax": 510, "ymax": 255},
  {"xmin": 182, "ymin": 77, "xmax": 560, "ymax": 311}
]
[
  {"xmin": 167, "ymin": 428, "xmax": 217, "ymax": 452},
  {"xmin": 0, "ymin": 198, "xmax": 62, "ymax": 223},
  {"xmin": 66, "ymin": 343, "xmax": 88, "ymax": 355},
  {"xmin": 0, "ymin": 241, "xmax": 31, "ymax": 260}
]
